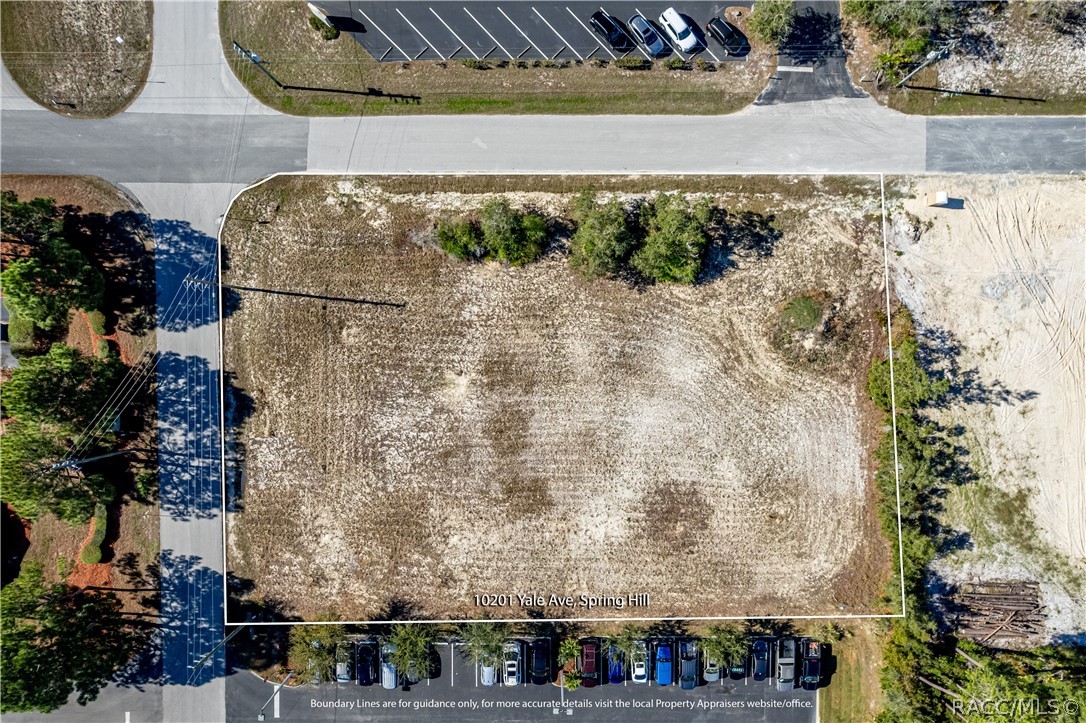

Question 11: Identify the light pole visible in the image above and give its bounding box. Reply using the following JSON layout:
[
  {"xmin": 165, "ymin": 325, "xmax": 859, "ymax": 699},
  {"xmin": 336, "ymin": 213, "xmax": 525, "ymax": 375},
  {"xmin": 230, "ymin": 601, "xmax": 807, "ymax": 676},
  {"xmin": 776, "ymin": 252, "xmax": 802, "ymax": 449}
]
[{"xmin": 258, "ymin": 671, "xmax": 295, "ymax": 721}]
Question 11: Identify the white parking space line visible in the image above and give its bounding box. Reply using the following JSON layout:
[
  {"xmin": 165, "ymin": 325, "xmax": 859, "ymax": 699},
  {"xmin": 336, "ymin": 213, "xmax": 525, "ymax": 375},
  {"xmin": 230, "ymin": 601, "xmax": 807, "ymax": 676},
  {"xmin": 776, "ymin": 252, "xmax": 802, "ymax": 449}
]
[
  {"xmin": 497, "ymin": 6, "xmax": 543, "ymax": 58},
  {"xmin": 430, "ymin": 7, "xmax": 479, "ymax": 59},
  {"xmin": 450, "ymin": 642, "xmax": 456, "ymax": 686},
  {"xmin": 532, "ymin": 7, "xmax": 582, "ymax": 60},
  {"xmin": 702, "ymin": 42, "xmax": 721, "ymax": 62},
  {"xmin": 777, "ymin": 65, "xmax": 814, "ymax": 72},
  {"xmin": 396, "ymin": 8, "xmax": 445, "ymax": 60},
  {"xmin": 602, "ymin": 5, "xmax": 650, "ymax": 60},
  {"xmin": 356, "ymin": 7, "xmax": 410, "ymax": 61},
  {"xmin": 464, "ymin": 7, "xmax": 513, "ymax": 59},
  {"xmin": 566, "ymin": 7, "xmax": 614, "ymax": 59},
  {"xmin": 635, "ymin": 7, "xmax": 686, "ymax": 60}
]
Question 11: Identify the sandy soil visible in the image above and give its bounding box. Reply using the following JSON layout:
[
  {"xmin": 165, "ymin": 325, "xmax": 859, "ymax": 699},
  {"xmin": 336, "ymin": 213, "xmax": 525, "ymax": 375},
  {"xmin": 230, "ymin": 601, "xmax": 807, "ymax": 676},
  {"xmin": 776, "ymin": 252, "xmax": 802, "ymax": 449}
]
[
  {"xmin": 889, "ymin": 175, "xmax": 1085, "ymax": 640},
  {"xmin": 223, "ymin": 176, "xmax": 889, "ymax": 621}
]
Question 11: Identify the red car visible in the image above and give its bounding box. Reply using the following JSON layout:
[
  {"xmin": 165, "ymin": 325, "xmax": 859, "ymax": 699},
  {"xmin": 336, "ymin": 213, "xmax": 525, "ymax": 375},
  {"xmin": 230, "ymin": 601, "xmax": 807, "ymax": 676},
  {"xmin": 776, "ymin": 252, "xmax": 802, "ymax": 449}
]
[{"xmin": 579, "ymin": 640, "xmax": 600, "ymax": 688}]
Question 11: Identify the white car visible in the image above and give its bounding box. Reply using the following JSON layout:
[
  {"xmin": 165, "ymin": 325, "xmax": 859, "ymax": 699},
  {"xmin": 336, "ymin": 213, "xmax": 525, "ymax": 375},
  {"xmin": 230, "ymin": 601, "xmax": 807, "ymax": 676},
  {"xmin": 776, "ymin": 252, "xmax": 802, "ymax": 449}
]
[
  {"xmin": 481, "ymin": 662, "xmax": 497, "ymax": 686},
  {"xmin": 659, "ymin": 7, "xmax": 698, "ymax": 53},
  {"xmin": 502, "ymin": 641, "xmax": 522, "ymax": 686},
  {"xmin": 631, "ymin": 641, "xmax": 649, "ymax": 684}
]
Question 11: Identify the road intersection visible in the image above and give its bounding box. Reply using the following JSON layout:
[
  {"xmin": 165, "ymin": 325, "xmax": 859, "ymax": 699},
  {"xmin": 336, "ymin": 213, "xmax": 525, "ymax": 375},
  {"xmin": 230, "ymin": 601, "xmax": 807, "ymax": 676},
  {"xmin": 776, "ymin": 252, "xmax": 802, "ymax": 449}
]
[{"xmin": 0, "ymin": 1, "xmax": 1082, "ymax": 721}]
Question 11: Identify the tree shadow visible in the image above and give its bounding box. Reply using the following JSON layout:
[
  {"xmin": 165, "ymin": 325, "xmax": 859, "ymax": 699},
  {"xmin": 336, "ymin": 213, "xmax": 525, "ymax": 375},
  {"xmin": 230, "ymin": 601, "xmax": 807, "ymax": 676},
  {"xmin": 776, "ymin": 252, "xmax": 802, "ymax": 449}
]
[
  {"xmin": 917, "ymin": 326, "xmax": 1038, "ymax": 408},
  {"xmin": 701, "ymin": 209, "xmax": 783, "ymax": 282},
  {"xmin": 644, "ymin": 619, "xmax": 689, "ymax": 637},
  {"xmin": 744, "ymin": 618, "xmax": 796, "ymax": 637},
  {"xmin": 781, "ymin": 4, "xmax": 847, "ymax": 67},
  {"xmin": 226, "ymin": 573, "xmax": 300, "ymax": 675},
  {"xmin": 153, "ymin": 218, "xmax": 221, "ymax": 333}
]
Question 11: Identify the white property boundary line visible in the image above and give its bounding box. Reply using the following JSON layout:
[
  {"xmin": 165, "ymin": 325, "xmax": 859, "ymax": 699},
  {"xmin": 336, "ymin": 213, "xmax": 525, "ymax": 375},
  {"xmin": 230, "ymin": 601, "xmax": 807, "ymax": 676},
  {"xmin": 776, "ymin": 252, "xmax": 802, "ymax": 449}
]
[{"xmin": 217, "ymin": 171, "xmax": 908, "ymax": 626}]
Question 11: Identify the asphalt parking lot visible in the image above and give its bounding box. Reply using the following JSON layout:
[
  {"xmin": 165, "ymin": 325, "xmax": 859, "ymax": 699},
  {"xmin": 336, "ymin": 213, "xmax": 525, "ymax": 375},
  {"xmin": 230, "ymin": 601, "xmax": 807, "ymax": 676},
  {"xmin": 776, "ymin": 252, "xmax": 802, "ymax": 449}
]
[
  {"xmin": 228, "ymin": 640, "xmax": 818, "ymax": 722},
  {"xmin": 321, "ymin": 0, "xmax": 753, "ymax": 62}
]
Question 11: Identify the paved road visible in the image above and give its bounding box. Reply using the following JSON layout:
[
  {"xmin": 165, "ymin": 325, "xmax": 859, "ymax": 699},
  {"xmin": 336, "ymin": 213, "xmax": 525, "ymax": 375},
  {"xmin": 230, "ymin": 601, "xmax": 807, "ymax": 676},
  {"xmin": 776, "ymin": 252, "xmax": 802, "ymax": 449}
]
[{"xmin": 225, "ymin": 643, "xmax": 818, "ymax": 722}]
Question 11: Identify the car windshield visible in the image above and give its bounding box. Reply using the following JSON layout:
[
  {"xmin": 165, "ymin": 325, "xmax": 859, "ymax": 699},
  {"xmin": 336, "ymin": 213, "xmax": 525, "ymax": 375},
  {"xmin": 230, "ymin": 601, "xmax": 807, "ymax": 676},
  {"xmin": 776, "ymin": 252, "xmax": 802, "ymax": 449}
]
[{"xmin": 676, "ymin": 25, "xmax": 690, "ymax": 39}]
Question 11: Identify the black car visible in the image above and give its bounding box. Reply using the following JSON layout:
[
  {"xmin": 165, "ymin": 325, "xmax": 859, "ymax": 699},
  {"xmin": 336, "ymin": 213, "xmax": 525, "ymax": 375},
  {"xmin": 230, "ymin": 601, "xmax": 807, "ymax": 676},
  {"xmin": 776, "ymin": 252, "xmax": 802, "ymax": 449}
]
[
  {"xmin": 729, "ymin": 654, "xmax": 747, "ymax": 680},
  {"xmin": 589, "ymin": 11, "xmax": 634, "ymax": 52},
  {"xmin": 529, "ymin": 639, "xmax": 551, "ymax": 685},
  {"xmin": 705, "ymin": 17, "xmax": 749, "ymax": 56},
  {"xmin": 752, "ymin": 638, "xmax": 770, "ymax": 682},
  {"xmin": 355, "ymin": 642, "xmax": 378, "ymax": 686}
]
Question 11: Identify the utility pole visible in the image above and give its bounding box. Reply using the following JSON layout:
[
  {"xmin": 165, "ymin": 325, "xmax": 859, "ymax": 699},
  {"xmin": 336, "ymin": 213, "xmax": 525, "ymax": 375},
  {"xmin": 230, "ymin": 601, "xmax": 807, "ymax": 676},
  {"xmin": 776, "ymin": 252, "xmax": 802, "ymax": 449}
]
[{"xmin": 258, "ymin": 671, "xmax": 295, "ymax": 721}]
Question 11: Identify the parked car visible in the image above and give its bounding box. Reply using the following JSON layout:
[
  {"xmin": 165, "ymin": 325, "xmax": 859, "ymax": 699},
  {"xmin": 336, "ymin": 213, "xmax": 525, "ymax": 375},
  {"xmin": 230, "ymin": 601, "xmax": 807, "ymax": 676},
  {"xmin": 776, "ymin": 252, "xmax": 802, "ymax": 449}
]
[
  {"xmin": 579, "ymin": 639, "xmax": 601, "ymax": 688},
  {"xmin": 529, "ymin": 639, "xmax": 551, "ymax": 685},
  {"xmin": 335, "ymin": 644, "xmax": 353, "ymax": 682},
  {"xmin": 589, "ymin": 11, "xmax": 634, "ymax": 52},
  {"xmin": 503, "ymin": 641, "xmax": 522, "ymax": 687},
  {"xmin": 481, "ymin": 660, "xmax": 498, "ymax": 687},
  {"xmin": 631, "ymin": 641, "xmax": 649, "ymax": 684},
  {"xmin": 659, "ymin": 7, "xmax": 698, "ymax": 53},
  {"xmin": 380, "ymin": 643, "xmax": 398, "ymax": 690},
  {"xmin": 752, "ymin": 639, "xmax": 769, "ymax": 681},
  {"xmin": 776, "ymin": 637, "xmax": 797, "ymax": 692},
  {"xmin": 729, "ymin": 652, "xmax": 747, "ymax": 680},
  {"xmin": 705, "ymin": 17, "xmax": 748, "ymax": 55},
  {"xmin": 679, "ymin": 645, "xmax": 697, "ymax": 689},
  {"xmin": 801, "ymin": 639, "xmax": 822, "ymax": 690},
  {"xmin": 607, "ymin": 645, "xmax": 624, "ymax": 684},
  {"xmin": 654, "ymin": 641, "xmax": 673, "ymax": 686},
  {"xmin": 703, "ymin": 654, "xmax": 721, "ymax": 682},
  {"xmin": 355, "ymin": 641, "xmax": 378, "ymax": 686},
  {"xmin": 627, "ymin": 14, "xmax": 666, "ymax": 56}
]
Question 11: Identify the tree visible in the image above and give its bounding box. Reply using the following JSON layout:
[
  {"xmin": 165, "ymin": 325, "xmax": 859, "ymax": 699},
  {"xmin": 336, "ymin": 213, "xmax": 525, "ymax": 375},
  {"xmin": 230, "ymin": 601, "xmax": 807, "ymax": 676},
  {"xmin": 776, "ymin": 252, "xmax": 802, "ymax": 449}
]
[
  {"xmin": 630, "ymin": 194, "xmax": 711, "ymax": 285},
  {"xmin": 0, "ymin": 234, "xmax": 104, "ymax": 331},
  {"xmin": 1, "ymin": 191, "xmax": 63, "ymax": 249},
  {"xmin": 569, "ymin": 188, "xmax": 637, "ymax": 280},
  {"xmin": 609, "ymin": 624, "xmax": 646, "ymax": 660},
  {"xmin": 748, "ymin": 0, "xmax": 796, "ymax": 47},
  {"xmin": 287, "ymin": 622, "xmax": 345, "ymax": 683},
  {"xmin": 701, "ymin": 624, "xmax": 749, "ymax": 667},
  {"xmin": 388, "ymin": 624, "xmax": 437, "ymax": 680},
  {"xmin": 843, "ymin": 0, "xmax": 948, "ymax": 43},
  {"xmin": 3, "ymin": 343, "xmax": 125, "ymax": 428},
  {"xmin": 458, "ymin": 621, "xmax": 508, "ymax": 666},
  {"xmin": 480, "ymin": 198, "xmax": 547, "ymax": 266},
  {"xmin": 0, "ymin": 420, "xmax": 112, "ymax": 523},
  {"xmin": 867, "ymin": 336, "xmax": 950, "ymax": 412},
  {"xmin": 1, "ymin": 563, "xmax": 141, "ymax": 713},
  {"xmin": 435, "ymin": 218, "xmax": 484, "ymax": 261},
  {"xmin": 558, "ymin": 637, "xmax": 580, "ymax": 667}
]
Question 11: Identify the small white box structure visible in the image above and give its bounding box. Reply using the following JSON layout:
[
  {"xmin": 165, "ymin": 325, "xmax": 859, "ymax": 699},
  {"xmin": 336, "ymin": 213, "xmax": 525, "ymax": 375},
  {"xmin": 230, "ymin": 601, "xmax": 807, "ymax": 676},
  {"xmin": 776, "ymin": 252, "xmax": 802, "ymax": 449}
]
[{"xmin": 927, "ymin": 191, "xmax": 950, "ymax": 207}]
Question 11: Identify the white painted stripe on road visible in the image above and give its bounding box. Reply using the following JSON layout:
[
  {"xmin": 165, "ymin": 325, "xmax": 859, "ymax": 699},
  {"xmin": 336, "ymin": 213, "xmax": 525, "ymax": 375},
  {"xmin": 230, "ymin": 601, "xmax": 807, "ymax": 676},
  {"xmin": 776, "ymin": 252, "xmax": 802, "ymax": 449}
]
[
  {"xmin": 497, "ymin": 6, "xmax": 543, "ymax": 57},
  {"xmin": 605, "ymin": 5, "xmax": 651, "ymax": 60},
  {"xmin": 703, "ymin": 42, "xmax": 721, "ymax": 62},
  {"xmin": 464, "ymin": 7, "xmax": 513, "ymax": 59},
  {"xmin": 777, "ymin": 65, "xmax": 814, "ymax": 72},
  {"xmin": 273, "ymin": 686, "xmax": 280, "ymax": 718},
  {"xmin": 532, "ymin": 7, "xmax": 582, "ymax": 60},
  {"xmin": 126, "ymin": 713, "xmax": 131, "ymax": 723},
  {"xmin": 567, "ymin": 7, "xmax": 614, "ymax": 59},
  {"xmin": 430, "ymin": 8, "xmax": 479, "ymax": 59},
  {"xmin": 356, "ymin": 8, "xmax": 410, "ymax": 61},
  {"xmin": 451, "ymin": 642, "xmax": 456, "ymax": 686},
  {"xmin": 396, "ymin": 8, "xmax": 445, "ymax": 60}
]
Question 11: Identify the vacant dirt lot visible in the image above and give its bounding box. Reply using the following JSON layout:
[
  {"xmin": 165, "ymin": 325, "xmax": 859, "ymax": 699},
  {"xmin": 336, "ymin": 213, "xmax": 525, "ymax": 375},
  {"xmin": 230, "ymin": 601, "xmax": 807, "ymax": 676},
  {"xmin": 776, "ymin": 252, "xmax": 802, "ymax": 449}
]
[
  {"xmin": 1, "ymin": 0, "xmax": 152, "ymax": 117},
  {"xmin": 889, "ymin": 175, "xmax": 1085, "ymax": 640},
  {"xmin": 223, "ymin": 175, "xmax": 889, "ymax": 621}
]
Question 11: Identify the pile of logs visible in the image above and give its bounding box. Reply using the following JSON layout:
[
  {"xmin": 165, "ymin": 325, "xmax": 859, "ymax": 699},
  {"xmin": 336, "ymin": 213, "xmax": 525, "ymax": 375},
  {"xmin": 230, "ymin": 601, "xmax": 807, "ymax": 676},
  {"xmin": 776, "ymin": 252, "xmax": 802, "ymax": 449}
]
[{"xmin": 953, "ymin": 580, "xmax": 1045, "ymax": 646}]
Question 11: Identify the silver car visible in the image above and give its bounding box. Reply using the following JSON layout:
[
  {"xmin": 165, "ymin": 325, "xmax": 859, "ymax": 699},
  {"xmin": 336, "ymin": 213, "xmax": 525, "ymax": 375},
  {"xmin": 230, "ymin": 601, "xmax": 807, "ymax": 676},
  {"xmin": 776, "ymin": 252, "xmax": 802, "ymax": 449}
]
[
  {"xmin": 628, "ymin": 15, "xmax": 666, "ymax": 56},
  {"xmin": 481, "ymin": 662, "xmax": 498, "ymax": 686},
  {"xmin": 380, "ymin": 643, "xmax": 398, "ymax": 690}
]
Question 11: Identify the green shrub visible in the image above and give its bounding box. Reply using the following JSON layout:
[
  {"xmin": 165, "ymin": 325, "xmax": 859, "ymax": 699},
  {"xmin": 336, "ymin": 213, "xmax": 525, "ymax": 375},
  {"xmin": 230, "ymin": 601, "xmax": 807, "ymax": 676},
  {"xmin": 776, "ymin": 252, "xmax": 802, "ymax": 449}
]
[
  {"xmin": 562, "ymin": 671, "xmax": 582, "ymax": 690},
  {"xmin": 782, "ymin": 295, "xmax": 822, "ymax": 330},
  {"xmin": 435, "ymin": 218, "xmax": 484, "ymax": 260},
  {"xmin": 85, "ymin": 309, "xmax": 106, "ymax": 335},
  {"xmin": 96, "ymin": 339, "xmax": 111, "ymax": 358},
  {"xmin": 748, "ymin": 0, "xmax": 795, "ymax": 46},
  {"xmin": 630, "ymin": 194, "xmax": 711, "ymax": 285},
  {"xmin": 664, "ymin": 57, "xmax": 688, "ymax": 70},
  {"xmin": 480, "ymin": 199, "xmax": 546, "ymax": 266},
  {"xmin": 843, "ymin": 0, "xmax": 947, "ymax": 42},
  {"xmin": 613, "ymin": 56, "xmax": 649, "ymax": 70},
  {"xmin": 7, "ymin": 307, "xmax": 35, "ymax": 354},
  {"xmin": 460, "ymin": 58, "xmax": 490, "ymax": 70},
  {"xmin": 569, "ymin": 188, "xmax": 636, "ymax": 281},
  {"xmin": 590, "ymin": 57, "xmax": 608, "ymax": 68},
  {"xmin": 79, "ymin": 504, "xmax": 108, "ymax": 564},
  {"xmin": 557, "ymin": 638, "xmax": 580, "ymax": 666},
  {"xmin": 308, "ymin": 14, "xmax": 340, "ymax": 40},
  {"xmin": 56, "ymin": 556, "xmax": 73, "ymax": 579},
  {"xmin": 695, "ymin": 58, "xmax": 714, "ymax": 71},
  {"xmin": 135, "ymin": 469, "xmax": 158, "ymax": 501}
]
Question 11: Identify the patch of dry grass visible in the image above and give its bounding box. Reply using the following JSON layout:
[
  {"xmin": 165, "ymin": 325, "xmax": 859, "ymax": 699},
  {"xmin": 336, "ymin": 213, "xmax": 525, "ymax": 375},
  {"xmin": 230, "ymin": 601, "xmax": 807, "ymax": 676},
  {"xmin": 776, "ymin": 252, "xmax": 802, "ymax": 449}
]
[
  {"xmin": 0, "ymin": 1, "xmax": 152, "ymax": 117},
  {"xmin": 219, "ymin": 1, "xmax": 774, "ymax": 115},
  {"xmin": 223, "ymin": 175, "xmax": 891, "ymax": 621}
]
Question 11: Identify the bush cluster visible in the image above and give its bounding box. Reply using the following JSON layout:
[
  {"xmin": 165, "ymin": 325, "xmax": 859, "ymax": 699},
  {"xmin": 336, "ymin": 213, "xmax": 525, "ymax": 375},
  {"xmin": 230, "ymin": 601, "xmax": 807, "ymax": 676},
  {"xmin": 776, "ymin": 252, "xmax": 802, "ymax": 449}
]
[
  {"xmin": 434, "ymin": 200, "xmax": 547, "ymax": 266},
  {"xmin": 664, "ymin": 57, "xmax": 688, "ymax": 70},
  {"xmin": 308, "ymin": 14, "xmax": 340, "ymax": 40},
  {"xmin": 613, "ymin": 56, "xmax": 650, "ymax": 70},
  {"xmin": 79, "ymin": 504, "xmax": 108, "ymax": 564}
]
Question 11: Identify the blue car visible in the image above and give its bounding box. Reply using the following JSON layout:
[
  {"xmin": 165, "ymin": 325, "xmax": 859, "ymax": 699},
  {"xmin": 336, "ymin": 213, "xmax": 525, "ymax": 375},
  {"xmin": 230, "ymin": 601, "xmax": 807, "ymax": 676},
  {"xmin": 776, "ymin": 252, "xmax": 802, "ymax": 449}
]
[
  {"xmin": 607, "ymin": 646, "xmax": 624, "ymax": 684},
  {"xmin": 654, "ymin": 642, "xmax": 673, "ymax": 686}
]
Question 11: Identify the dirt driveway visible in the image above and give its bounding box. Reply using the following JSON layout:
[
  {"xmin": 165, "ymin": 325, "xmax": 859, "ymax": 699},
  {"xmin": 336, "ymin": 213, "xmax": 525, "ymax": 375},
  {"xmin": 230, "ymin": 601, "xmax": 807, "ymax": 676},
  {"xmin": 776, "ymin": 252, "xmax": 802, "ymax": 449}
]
[{"xmin": 222, "ymin": 176, "xmax": 889, "ymax": 621}]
